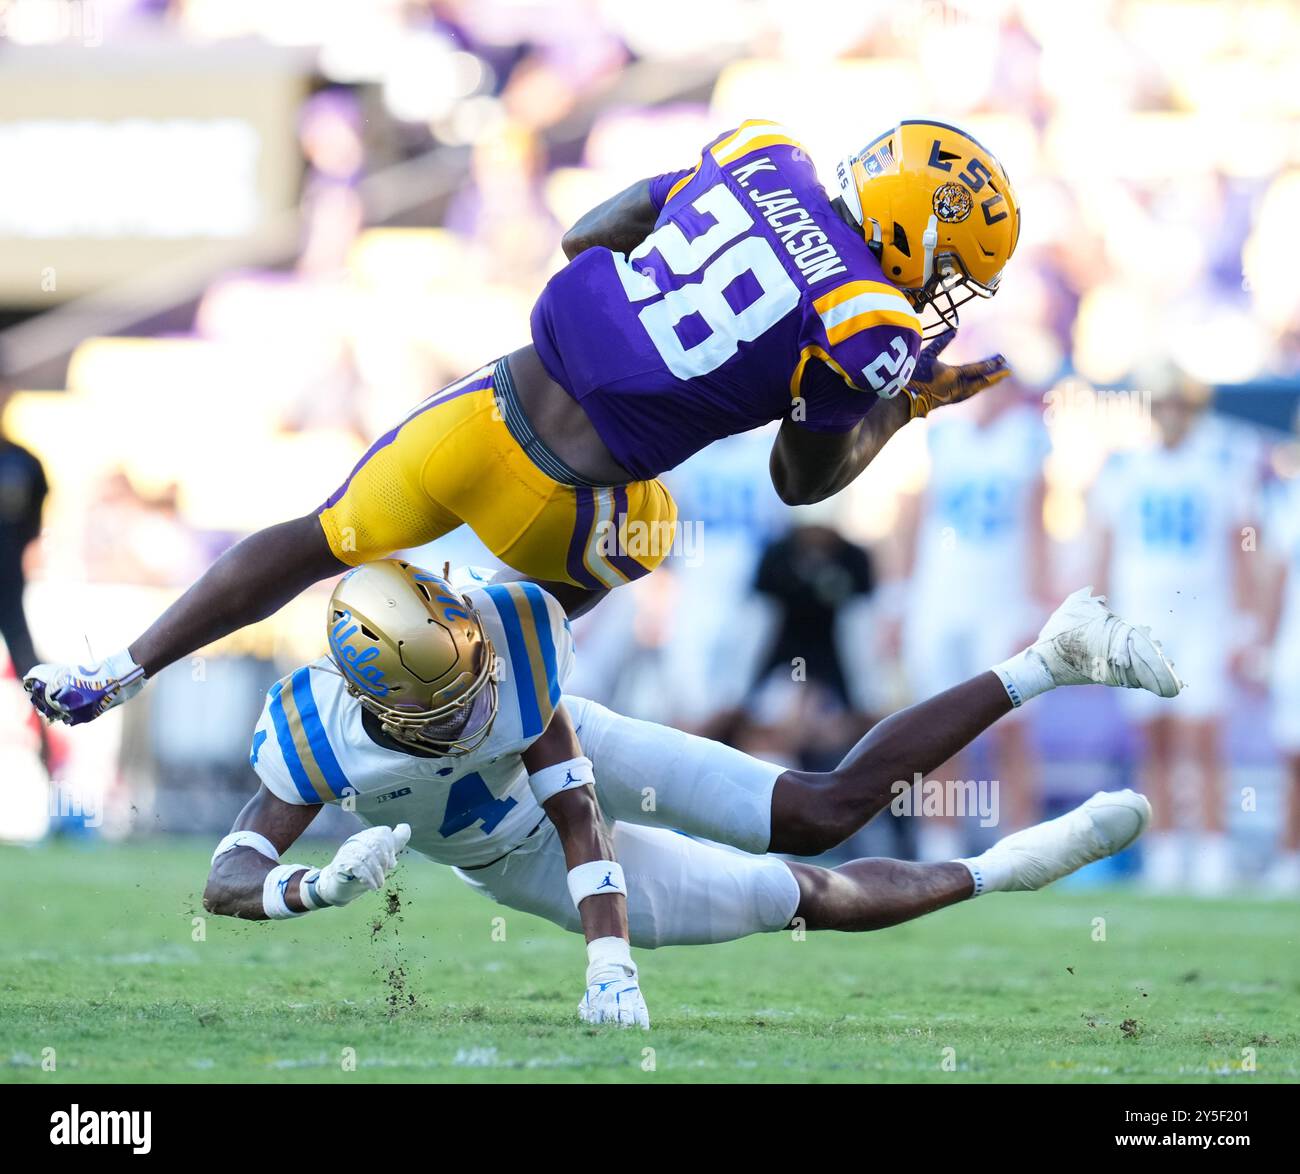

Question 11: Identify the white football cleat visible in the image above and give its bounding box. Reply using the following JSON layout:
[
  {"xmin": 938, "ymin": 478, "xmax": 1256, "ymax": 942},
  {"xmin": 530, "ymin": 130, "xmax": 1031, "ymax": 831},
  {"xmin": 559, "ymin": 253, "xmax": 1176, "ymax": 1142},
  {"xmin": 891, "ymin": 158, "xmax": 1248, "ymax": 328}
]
[
  {"xmin": 1031, "ymin": 587, "xmax": 1183, "ymax": 697},
  {"xmin": 982, "ymin": 789, "xmax": 1152, "ymax": 891}
]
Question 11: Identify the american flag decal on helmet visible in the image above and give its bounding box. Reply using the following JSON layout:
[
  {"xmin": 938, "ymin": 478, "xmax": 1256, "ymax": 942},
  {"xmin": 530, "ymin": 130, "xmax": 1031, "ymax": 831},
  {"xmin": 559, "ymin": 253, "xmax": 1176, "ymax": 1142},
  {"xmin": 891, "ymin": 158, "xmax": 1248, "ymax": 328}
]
[{"xmin": 861, "ymin": 141, "xmax": 895, "ymax": 177}]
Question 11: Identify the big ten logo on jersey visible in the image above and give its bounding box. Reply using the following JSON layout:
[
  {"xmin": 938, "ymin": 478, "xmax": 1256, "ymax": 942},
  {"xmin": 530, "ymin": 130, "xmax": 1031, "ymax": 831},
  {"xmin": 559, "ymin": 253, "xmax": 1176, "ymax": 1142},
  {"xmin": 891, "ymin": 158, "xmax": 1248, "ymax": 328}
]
[{"xmin": 329, "ymin": 609, "xmax": 388, "ymax": 697}]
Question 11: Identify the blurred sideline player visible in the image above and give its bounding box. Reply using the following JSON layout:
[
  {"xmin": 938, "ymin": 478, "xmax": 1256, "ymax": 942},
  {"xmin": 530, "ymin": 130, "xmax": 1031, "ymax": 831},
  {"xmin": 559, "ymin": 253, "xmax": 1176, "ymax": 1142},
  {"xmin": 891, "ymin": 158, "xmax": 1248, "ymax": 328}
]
[
  {"xmin": 1091, "ymin": 368, "xmax": 1259, "ymax": 893},
  {"xmin": 1257, "ymin": 460, "xmax": 1300, "ymax": 893},
  {"xmin": 0, "ymin": 385, "xmax": 48, "ymax": 678},
  {"xmin": 200, "ymin": 559, "xmax": 1181, "ymax": 1028},
  {"xmin": 657, "ymin": 428, "xmax": 786, "ymax": 728},
  {"xmin": 744, "ymin": 513, "xmax": 878, "ymax": 771},
  {"xmin": 27, "ymin": 119, "xmax": 1020, "ymax": 730},
  {"xmin": 566, "ymin": 429, "xmax": 787, "ymax": 727},
  {"xmin": 888, "ymin": 376, "xmax": 1052, "ymax": 852}
]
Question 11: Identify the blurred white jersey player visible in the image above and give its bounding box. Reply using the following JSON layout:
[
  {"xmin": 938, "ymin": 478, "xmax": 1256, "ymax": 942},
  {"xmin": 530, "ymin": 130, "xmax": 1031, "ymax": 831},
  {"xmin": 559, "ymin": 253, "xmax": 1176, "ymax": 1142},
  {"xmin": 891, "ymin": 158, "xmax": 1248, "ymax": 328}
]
[
  {"xmin": 1259, "ymin": 470, "xmax": 1300, "ymax": 893},
  {"xmin": 658, "ymin": 428, "xmax": 787, "ymax": 727},
  {"xmin": 560, "ymin": 428, "xmax": 785, "ymax": 723},
  {"xmin": 1091, "ymin": 371, "xmax": 1259, "ymax": 893},
  {"xmin": 894, "ymin": 378, "xmax": 1051, "ymax": 846}
]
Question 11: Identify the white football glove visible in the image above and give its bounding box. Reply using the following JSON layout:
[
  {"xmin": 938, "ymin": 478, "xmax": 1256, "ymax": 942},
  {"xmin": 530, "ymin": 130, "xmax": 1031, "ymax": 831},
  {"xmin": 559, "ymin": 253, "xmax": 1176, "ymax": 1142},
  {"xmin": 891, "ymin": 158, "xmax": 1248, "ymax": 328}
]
[
  {"xmin": 308, "ymin": 824, "xmax": 411, "ymax": 908},
  {"xmin": 579, "ymin": 938, "xmax": 650, "ymax": 1029}
]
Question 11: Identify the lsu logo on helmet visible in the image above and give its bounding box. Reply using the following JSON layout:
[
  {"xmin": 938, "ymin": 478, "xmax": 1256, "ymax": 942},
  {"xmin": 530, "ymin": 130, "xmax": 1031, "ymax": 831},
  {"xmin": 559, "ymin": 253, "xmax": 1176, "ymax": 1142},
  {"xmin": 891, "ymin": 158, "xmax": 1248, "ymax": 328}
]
[{"xmin": 932, "ymin": 181, "xmax": 974, "ymax": 224}]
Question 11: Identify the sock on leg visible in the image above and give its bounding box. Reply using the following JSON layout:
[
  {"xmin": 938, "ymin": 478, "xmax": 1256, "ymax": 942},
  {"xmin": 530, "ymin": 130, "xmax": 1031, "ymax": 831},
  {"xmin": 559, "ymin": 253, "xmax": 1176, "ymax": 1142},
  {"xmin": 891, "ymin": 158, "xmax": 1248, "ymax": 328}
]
[
  {"xmin": 955, "ymin": 850, "xmax": 1016, "ymax": 897},
  {"xmin": 991, "ymin": 647, "xmax": 1055, "ymax": 709}
]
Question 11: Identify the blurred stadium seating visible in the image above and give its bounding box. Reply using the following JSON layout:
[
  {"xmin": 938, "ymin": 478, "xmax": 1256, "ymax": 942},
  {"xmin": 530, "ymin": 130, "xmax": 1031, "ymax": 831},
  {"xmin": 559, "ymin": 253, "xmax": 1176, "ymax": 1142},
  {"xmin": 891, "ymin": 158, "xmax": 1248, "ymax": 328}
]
[{"xmin": 1, "ymin": 1, "xmax": 1298, "ymax": 890}]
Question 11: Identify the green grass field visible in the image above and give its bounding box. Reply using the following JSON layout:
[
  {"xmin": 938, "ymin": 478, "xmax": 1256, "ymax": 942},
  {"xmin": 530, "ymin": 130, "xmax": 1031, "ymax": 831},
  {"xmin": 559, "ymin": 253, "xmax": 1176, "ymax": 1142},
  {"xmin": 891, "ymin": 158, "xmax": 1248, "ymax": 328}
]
[{"xmin": 1, "ymin": 839, "xmax": 1296, "ymax": 1084}]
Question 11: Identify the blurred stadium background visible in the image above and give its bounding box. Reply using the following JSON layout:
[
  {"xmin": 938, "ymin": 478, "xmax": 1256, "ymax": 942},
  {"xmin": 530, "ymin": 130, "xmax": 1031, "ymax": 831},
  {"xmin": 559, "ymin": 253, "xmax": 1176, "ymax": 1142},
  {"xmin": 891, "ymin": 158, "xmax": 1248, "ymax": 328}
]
[{"xmin": 2, "ymin": 0, "xmax": 1299, "ymax": 898}]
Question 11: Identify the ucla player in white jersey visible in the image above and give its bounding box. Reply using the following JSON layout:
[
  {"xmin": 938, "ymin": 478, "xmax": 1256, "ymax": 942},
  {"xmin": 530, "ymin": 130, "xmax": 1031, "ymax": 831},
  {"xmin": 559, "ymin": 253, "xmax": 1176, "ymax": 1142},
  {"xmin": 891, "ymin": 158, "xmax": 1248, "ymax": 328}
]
[
  {"xmin": 659, "ymin": 428, "xmax": 787, "ymax": 726},
  {"xmin": 1257, "ymin": 472, "xmax": 1300, "ymax": 893},
  {"xmin": 1091, "ymin": 369, "xmax": 1260, "ymax": 893},
  {"xmin": 201, "ymin": 559, "xmax": 1185, "ymax": 1027},
  {"xmin": 892, "ymin": 377, "xmax": 1052, "ymax": 847}
]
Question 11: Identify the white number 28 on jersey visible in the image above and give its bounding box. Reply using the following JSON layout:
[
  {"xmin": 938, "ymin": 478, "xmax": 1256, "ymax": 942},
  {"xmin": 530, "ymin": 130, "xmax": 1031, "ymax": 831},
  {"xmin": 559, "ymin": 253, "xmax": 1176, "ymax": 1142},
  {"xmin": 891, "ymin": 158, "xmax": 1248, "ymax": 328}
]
[
  {"xmin": 615, "ymin": 184, "xmax": 799, "ymax": 381},
  {"xmin": 862, "ymin": 336, "xmax": 917, "ymax": 399}
]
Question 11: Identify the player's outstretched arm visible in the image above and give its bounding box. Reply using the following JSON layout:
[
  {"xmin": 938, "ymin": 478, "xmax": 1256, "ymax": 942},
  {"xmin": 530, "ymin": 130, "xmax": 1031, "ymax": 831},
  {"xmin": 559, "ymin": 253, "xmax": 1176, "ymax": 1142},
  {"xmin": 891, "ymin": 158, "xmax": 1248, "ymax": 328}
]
[
  {"xmin": 26, "ymin": 514, "xmax": 345, "ymax": 727},
  {"xmin": 561, "ymin": 178, "xmax": 659, "ymax": 261},
  {"xmin": 768, "ymin": 330, "xmax": 1010, "ymax": 505},
  {"xmin": 203, "ymin": 784, "xmax": 409, "ymax": 921},
  {"xmin": 522, "ymin": 704, "xmax": 649, "ymax": 1029},
  {"xmin": 770, "ymin": 390, "xmax": 913, "ymax": 505}
]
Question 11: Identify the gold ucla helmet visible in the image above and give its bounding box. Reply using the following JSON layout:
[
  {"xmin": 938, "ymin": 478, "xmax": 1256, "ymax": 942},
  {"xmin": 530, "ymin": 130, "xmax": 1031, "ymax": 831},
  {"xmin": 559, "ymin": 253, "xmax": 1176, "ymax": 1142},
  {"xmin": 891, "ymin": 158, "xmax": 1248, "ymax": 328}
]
[
  {"xmin": 326, "ymin": 559, "xmax": 498, "ymax": 754},
  {"xmin": 835, "ymin": 120, "xmax": 1021, "ymax": 337}
]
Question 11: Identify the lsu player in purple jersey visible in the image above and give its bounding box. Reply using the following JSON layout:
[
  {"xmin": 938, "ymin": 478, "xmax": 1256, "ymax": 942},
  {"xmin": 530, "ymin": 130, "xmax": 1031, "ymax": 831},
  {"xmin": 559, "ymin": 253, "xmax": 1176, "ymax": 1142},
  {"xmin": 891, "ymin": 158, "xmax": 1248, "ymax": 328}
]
[
  {"xmin": 199, "ymin": 560, "xmax": 1180, "ymax": 1029},
  {"xmin": 26, "ymin": 120, "xmax": 1021, "ymax": 728}
]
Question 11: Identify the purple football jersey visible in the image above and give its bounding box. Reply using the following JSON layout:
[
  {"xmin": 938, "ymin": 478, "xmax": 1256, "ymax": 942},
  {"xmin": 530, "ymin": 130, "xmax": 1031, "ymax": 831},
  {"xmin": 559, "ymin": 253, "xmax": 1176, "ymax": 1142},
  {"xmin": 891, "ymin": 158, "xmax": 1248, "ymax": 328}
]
[{"xmin": 530, "ymin": 120, "xmax": 923, "ymax": 480}]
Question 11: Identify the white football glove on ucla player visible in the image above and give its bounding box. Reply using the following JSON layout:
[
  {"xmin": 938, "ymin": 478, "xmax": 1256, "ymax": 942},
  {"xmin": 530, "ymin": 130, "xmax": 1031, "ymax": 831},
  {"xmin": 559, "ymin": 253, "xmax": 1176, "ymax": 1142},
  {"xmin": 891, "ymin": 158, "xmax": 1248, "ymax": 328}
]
[
  {"xmin": 579, "ymin": 937, "xmax": 650, "ymax": 1029},
  {"xmin": 302, "ymin": 824, "xmax": 411, "ymax": 909}
]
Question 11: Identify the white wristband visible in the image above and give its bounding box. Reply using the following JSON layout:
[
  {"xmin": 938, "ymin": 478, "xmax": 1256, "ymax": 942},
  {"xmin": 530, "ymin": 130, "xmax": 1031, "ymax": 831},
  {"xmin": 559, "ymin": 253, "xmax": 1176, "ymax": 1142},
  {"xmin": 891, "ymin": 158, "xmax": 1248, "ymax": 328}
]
[
  {"xmin": 298, "ymin": 869, "xmax": 330, "ymax": 911},
  {"xmin": 263, "ymin": 864, "xmax": 311, "ymax": 919},
  {"xmin": 529, "ymin": 756, "xmax": 595, "ymax": 806},
  {"xmin": 103, "ymin": 648, "xmax": 147, "ymax": 700},
  {"xmin": 211, "ymin": 830, "xmax": 279, "ymax": 866},
  {"xmin": 567, "ymin": 859, "xmax": 626, "ymax": 908},
  {"xmin": 586, "ymin": 935, "xmax": 634, "ymax": 972}
]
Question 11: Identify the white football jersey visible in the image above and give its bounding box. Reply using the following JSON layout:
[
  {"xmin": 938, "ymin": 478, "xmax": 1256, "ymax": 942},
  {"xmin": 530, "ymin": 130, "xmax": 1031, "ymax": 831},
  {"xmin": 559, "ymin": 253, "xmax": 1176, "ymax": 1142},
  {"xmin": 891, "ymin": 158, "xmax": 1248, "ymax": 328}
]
[
  {"xmin": 660, "ymin": 427, "xmax": 786, "ymax": 722},
  {"xmin": 1267, "ymin": 477, "xmax": 1300, "ymax": 658},
  {"xmin": 1091, "ymin": 418, "xmax": 1256, "ymax": 620},
  {"xmin": 249, "ymin": 581, "xmax": 574, "ymax": 868},
  {"xmin": 912, "ymin": 406, "xmax": 1049, "ymax": 618}
]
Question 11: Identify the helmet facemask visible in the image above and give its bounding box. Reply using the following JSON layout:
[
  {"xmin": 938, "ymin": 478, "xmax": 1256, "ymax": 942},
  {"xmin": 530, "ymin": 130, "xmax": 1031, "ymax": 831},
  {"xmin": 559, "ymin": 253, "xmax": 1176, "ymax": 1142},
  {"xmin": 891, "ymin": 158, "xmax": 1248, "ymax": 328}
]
[
  {"xmin": 347, "ymin": 646, "xmax": 500, "ymax": 756},
  {"xmin": 904, "ymin": 223, "xmax": 1000, "ymax": 339},
  {"xmin": 861, "ymin": 214, "xmax": 999, "ymax": 340}
]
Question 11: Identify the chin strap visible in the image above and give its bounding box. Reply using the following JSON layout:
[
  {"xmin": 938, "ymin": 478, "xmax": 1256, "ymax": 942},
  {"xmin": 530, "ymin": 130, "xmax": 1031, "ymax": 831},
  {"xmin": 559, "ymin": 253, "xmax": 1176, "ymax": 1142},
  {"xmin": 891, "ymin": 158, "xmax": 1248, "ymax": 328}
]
[
  {"xmin": 920, "ymin": 214, "xmax": 939, "ymax": 286},
  {"xmin": 867, "ymin": 217, "xmax": 883, "ymax": 260}
]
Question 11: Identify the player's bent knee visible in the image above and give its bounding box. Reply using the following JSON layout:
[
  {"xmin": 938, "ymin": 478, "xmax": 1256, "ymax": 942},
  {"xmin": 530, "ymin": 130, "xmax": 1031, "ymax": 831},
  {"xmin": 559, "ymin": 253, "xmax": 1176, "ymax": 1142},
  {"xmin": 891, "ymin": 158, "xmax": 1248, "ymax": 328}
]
[
  {"xmin": 628, "ymin": 858, "xmax": 798, "ymax": 948},
  {"xmin": 615, "ymin": 825, "xmax": 800, "ymax": 947},
  {"xmin": 771, "ymin": 769, "xmax": 867, "ymax": 856}
]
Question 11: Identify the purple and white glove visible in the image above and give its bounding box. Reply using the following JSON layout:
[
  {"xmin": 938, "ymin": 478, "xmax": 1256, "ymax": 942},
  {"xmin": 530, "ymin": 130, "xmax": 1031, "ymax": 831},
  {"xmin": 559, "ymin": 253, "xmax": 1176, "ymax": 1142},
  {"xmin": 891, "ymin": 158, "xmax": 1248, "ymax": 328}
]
[{"xmin": 24, "ymin": 650, "xmax": 146, "ymax": 726}]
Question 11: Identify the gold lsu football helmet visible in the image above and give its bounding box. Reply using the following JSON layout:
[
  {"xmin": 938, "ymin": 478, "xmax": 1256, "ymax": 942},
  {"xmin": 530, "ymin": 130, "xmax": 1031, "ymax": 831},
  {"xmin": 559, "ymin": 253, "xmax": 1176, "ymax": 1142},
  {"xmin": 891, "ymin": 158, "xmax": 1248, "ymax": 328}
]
[
  {"xmin": 326, "ymin": 559, "xmax": 498, "ymax": 754},
  {"xmin": 835, "ymin": 119, "xmax": 1021, "ymax": 338}
]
